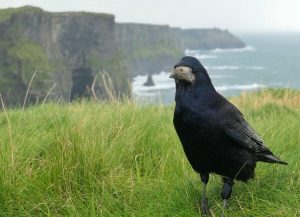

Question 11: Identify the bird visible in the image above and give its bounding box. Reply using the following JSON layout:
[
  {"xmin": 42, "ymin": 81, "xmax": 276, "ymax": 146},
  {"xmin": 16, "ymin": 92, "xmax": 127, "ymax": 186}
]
[{"xmin": 169, "ymin": 56, "xmax": 287, "ymax": 216}]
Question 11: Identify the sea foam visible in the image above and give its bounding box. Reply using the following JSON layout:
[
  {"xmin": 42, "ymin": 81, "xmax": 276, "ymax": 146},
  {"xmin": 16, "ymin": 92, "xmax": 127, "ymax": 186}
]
[
  {"xmin": 211, "ymin": 46, "xmax": 255, "ymax": 53},
  {"xmin": 216, "ymin": 83, "xmax": 266, "ymax": 91}
]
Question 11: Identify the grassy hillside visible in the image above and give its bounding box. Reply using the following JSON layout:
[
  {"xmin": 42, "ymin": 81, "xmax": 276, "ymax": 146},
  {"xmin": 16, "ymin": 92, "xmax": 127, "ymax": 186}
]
[{"xmin": 0, "ymin": 89, "xmax": 299, "ymax": 216}]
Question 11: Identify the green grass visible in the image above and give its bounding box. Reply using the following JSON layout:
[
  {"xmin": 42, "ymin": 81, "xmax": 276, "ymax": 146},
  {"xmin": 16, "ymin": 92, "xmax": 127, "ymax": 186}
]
[{"xmin": 0, "ymin": 89, "xmax": 299, "ymax": 216}]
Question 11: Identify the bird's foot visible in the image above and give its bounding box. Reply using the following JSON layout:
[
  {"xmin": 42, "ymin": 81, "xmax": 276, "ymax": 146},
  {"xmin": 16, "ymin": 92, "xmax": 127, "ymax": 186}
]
[
  {"xmin": 201, "ymin": 197, "xmax": 209, "ymax": 216},
  {"xmin": 221, "ymin": 199, "xmax": 227, "ymax": 217}
]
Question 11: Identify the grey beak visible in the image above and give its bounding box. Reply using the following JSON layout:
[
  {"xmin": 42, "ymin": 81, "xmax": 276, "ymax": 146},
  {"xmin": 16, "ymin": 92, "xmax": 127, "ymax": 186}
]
[{"xmin": 169, "ymin": 70, "xmax": 175, "ymax": 79}]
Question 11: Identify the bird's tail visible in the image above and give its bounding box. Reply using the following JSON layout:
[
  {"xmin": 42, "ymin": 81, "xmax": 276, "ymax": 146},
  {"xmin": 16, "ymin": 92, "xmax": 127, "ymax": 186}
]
[{"xmin": 256, "ymin": 153, "xmax": 288, "ymax": 165}]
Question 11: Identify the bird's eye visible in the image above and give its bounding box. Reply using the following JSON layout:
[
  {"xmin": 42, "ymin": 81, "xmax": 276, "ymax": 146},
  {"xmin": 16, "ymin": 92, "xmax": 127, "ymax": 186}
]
[{"xmin": 180, "ymin": 69, "xmax": 183, "ymax": 72}]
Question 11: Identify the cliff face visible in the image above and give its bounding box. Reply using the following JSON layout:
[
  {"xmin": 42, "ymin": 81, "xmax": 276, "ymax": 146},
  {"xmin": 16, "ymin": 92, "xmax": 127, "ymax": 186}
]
[
  {"xmin": 0, "ymin": 6, "xmax": 127, "ymax": 105},
  {"xmin": 0, "ymin": 6, "xmax": 246, "ymax": 105},
  {"xmin": 115, "ymin": 23, "xmax": 184, "ymax": 75}
]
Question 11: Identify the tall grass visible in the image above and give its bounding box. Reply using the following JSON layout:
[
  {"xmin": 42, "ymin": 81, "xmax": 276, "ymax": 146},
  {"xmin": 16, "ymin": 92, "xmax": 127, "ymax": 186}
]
[{"xmin": 0, "ymin": 89, "xmax": 299, "ymax": 216}]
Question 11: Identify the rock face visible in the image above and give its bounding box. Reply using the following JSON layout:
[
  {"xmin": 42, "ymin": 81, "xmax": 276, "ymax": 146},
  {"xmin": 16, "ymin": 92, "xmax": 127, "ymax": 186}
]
[
  {"xmin": 0, "ymin": 6, "xmax": 128, "ymax": 105},
  {"xmin": 0, "ymin": 6, "xmax": 246, "ymax": 106},
  {"xmin": 70, "ymin": 67, "xmax": 94, "ymax": 101}
]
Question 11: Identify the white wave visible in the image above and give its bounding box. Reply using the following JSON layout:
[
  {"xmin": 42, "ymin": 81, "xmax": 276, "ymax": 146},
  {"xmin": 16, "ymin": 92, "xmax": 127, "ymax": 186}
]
[
  {"xmin": 216, "ymin": 83, "xmax": 266, "ymax": 91},
  {"xmin": 132, "ymin": 71, "xmax": 265, "ymax": 95},
  {"xmin": 185, "ymin": 49, "xmax": 200, "ymax": 55},
  {"xmin": 206, "ymin": 65, "xmax": 240, "ymax": 70},
  {"xmin": 211, "ymin": 46, "xmax": 255, "ymax": 53},
  {"xmin": 185, "ymin": 50, "xmax": 218, "ymax": 59},
  {"xmin": 210, "ymin": 75, "xmax": 235, "ymax": 78},
  {"xmin": 246, "ymin": 66, "xmax": 264, "ymax": 70},
  {"xmin": 133, "ymin": 83, "xmax": 175, "ymax": 92},
  {"xmin": 196, "ymin": 54, "xmax": 218, "ymax": 59},
  {"xmin": 205, "ymin": 65, "xmax": 265, "ymax": 71},
  {"xmin": 133, "ymin": 92, "xmax": 158, "ymax": 96},
  {"xmin": 133, "ymin": 71, "xmax": 169, "ymax": 84}
]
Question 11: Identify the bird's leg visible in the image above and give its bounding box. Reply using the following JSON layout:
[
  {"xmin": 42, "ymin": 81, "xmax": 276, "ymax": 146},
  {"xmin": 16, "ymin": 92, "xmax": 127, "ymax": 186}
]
[
  {"xmin": 200, "ymin": 173, "xmax": 209, "ymax": 215},
  {"xmin": 220, "ymin": 177, "xmax": 234, "ymax": 217}
]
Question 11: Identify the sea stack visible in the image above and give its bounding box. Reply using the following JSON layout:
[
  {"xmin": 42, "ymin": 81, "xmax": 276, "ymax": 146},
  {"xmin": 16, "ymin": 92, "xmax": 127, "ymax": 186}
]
[{"xmin": 143, "ymin": 74, "xmax": 155, "ymax": 86}]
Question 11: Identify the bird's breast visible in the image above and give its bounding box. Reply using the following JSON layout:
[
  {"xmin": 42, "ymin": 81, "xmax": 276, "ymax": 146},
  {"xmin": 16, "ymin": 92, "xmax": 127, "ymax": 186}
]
[
  {"xmin": 174, "ymin": 106, "xmax": 223, "ymax": 149},
  {"xmin": 175, "ymin": 104, "xmax": 216, "ymax": 126}
]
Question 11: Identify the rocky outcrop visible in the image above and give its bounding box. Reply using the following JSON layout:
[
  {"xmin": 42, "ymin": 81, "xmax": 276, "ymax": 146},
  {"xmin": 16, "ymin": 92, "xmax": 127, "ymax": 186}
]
[{"xmin": 143, "ymin": 74, "xmax": 155, "ymax": 86}]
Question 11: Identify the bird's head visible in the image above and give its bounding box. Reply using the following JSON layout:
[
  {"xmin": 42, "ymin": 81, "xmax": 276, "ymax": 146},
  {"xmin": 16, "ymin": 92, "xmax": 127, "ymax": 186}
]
[{"xmin": 170, "ymin": 56, "xmax": 212, "ymax": 86}]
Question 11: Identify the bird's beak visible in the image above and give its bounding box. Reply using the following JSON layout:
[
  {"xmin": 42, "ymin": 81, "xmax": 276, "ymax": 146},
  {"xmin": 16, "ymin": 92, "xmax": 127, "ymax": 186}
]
[
  {"xmin": 169, "ymin": 70, "xmax": 175, "ymax": 78},
  {"xmin": 169, "ymin": 66, "xmax": 195, "ymax": 83}
]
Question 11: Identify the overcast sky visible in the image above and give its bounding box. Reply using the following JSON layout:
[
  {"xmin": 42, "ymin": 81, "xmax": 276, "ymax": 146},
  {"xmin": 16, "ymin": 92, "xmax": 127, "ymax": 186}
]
[{"xmin": 1, "ymin": 0, "xmax": 300, "ymax": 32}]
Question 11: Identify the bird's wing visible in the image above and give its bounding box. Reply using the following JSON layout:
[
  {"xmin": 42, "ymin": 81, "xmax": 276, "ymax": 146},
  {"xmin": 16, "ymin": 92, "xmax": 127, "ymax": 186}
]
[{"xmin": 218, "ymin": 104, "xmax": 272, "ymax": 154}]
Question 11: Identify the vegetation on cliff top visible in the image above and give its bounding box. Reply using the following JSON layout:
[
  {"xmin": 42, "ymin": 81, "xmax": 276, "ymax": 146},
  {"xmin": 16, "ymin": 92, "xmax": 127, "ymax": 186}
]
[
  {"xmin": 0, "ymin": 89, "xmax": 299, "ymax": 216},
  {"xmin": 0, "ymin": 6, "xmax": 43, "ymax": 22}
]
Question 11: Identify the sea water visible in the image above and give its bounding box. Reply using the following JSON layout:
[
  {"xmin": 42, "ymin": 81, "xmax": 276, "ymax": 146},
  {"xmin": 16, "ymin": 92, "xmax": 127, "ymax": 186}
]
[{"xmin": 132, "ymin": 33, "xmax": 300, "ymax": 104}]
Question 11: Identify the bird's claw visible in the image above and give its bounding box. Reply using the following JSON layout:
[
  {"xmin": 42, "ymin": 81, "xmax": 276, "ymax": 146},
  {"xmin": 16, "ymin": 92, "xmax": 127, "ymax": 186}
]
[{"xmin": 221, "ymin": 199, "xmax": 228, "ymax": 217}]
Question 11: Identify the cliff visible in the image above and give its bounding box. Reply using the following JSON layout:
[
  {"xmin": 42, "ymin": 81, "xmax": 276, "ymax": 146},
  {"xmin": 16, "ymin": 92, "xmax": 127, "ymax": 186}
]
[
  {"xmin": 115, "ymin": 23, "xmax": 184, "ymax": 75},
  {"xmin": 115, "ymin": 25, "xmax": 245, "ymax": 75},
  {"xmin": 179, "ymin": 28, "xmax": 245, "ymax": 50},
  {"xmin": 0, "ymin": 6, "xmax": 128, "ymax": 105},
  {"xmin": 0, "ymin": 6, "xmax": 246, "ymax": 105}
]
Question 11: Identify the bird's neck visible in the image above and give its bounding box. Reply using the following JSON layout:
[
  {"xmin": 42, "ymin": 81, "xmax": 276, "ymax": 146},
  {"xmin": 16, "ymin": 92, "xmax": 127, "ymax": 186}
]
[{"xmin": 175, "ymin": 82, "xmax": 217, "ymax": 109}]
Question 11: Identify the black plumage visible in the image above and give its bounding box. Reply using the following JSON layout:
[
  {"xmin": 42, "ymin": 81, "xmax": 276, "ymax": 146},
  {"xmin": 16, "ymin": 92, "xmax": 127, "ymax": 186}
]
[{"xmin": 170, "ymin": 56, "xmax": 287, "ymax": 216}]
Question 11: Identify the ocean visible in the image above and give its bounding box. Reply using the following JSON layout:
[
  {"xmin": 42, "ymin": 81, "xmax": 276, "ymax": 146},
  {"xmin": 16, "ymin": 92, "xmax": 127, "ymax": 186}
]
[{"xmin": 132, "ymin": 33, "xmax": 300, "ymax": 104}]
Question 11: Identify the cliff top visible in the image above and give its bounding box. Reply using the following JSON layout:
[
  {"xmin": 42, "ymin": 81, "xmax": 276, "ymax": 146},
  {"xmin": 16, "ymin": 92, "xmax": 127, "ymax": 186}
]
[
  {"xmin": 0, "ymin": 5, "xmax": 43, "ymax": 22},
  {"xmin": 0, "ymin": 5, "xmax": 114, "ymax": 22}
]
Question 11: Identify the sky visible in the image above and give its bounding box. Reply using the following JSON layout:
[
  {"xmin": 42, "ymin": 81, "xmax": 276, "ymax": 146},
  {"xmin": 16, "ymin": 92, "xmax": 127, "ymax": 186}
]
[{"xmin": 1, "ymin": 0, "xmax": 300, "ymax": 32}]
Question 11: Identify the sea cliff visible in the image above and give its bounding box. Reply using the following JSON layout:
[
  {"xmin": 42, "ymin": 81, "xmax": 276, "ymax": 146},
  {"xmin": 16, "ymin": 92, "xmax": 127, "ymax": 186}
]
[{"xmin": 0, "ymin": 6, "xmax": 245, "ymax": 105}]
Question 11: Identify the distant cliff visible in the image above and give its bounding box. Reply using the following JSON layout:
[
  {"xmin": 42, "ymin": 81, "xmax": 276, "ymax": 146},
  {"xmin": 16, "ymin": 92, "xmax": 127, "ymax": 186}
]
[
  {"xmin": 0, "ymin": 6, "xmax": 245, "ymax": 105},
  {"xmin": 115, "ymin": 25, "xmax": 244, "ymax": 75},
  {"xmin": 179, "ymin": 28, "xmax": 245, "ymax": 50},
  {"xmin": 115, "ymin": 23, "xmax": 183, "ymax": 75}
]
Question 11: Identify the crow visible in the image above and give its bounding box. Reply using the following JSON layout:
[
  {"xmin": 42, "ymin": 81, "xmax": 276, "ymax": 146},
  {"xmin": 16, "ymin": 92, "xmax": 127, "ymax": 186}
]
[{"xmin": 169, "ymin": 56, "xmax": 287, "ymax": 216}]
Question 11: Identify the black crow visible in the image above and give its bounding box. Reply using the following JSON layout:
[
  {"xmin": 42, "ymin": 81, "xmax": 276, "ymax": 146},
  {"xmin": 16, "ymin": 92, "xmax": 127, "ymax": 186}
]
[{"xmin": 170, "ymin": 56, "xmax": 287, "ymax": 216}]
